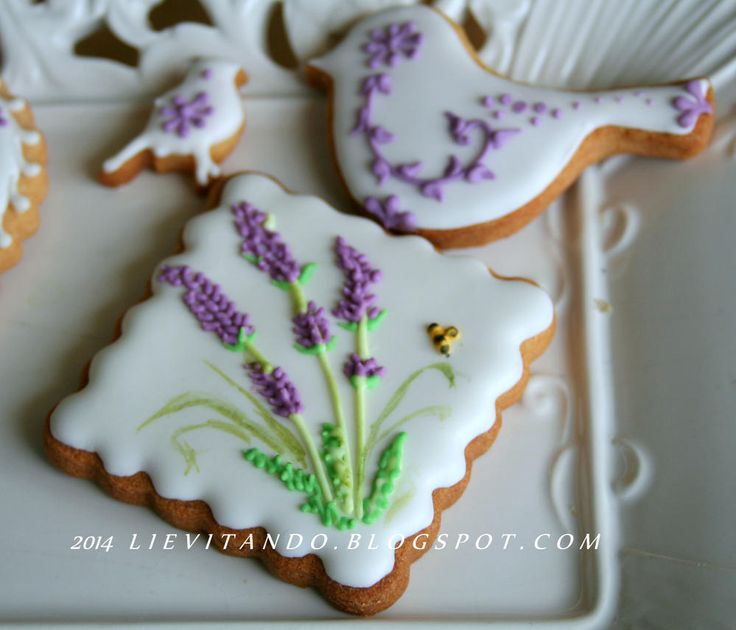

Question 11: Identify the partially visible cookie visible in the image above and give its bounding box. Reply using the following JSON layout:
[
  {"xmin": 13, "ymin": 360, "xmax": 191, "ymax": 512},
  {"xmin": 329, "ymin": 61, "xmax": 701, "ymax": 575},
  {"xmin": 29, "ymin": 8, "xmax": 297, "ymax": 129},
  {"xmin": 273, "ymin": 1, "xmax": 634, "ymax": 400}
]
[
  {"xmin": 100, "ymin": 59, "xmax": 247, "ymax": 189},
  {"xmin": 306, "ymin": 5, "xmax": 715, "ymax": 248},
  {"xmin": 0, "ymin": 81, "xmax": 48, "ymax": 273}
]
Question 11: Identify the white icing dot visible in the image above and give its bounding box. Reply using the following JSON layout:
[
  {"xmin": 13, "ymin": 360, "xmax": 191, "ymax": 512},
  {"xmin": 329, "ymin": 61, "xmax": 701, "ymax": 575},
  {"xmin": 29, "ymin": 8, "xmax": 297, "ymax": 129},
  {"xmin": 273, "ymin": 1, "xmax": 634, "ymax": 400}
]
[
  {"xmin": 23, "ymin": 131, "xmax": 41, "ymax": 145},
  {"xmin": 8, "ymin": 98, "xmax": 25, "ymax": 112},
  {"xmin": 23, "ymin": 163, "xmax": 42, "ymax": 177},
  {"xmin": 0, "ymin": 232, "xmax": 12, "ymax": 249},
  {"xmin": 11, "ymin": 194, "xmax": 31, "ymax": 212}
]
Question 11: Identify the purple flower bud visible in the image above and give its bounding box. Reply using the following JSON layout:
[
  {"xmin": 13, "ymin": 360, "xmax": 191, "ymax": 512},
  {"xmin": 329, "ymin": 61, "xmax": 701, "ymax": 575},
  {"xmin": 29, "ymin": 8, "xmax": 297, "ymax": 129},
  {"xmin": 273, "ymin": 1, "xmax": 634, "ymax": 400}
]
[
  {"xmin": 343, "ymin": 353, "xmax": 385, "ymax": 379},
  {"xmin": 246, "ymin": 362, "xmax": 303, "ymax": 418},
  {"xmin": 158, "ymin": 265, "xmax": 254, "ymax": 345},
  {"xmin": 0, "ymin": 108, "xmax": 7, "ymax": 127},
  {"xmin": 231, "ymin": 201, "xmax": 301, "ymax": 284},
  {"xmin": 293, "ymin": 301, "xmax": 333, "ymax": 349}
]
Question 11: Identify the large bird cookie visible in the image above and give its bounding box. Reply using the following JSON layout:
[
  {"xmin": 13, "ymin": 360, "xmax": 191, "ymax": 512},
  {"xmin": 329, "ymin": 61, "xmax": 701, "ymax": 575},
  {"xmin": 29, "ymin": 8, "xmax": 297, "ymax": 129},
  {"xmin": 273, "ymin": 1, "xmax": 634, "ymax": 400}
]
[
  {"xmin": 46, "ymin": 172, "xmax": 554, "ymax": 615},
  {"xmin": 306, "ymin": 5, "xmax": 715, "ymax": 248},
  {"xmin": 0, "ymin": 80, "xmax": 47, "ymax": 273},
  {"xmin": 101, "ymin": 59, "xmax": 247, "ymax": 189}
]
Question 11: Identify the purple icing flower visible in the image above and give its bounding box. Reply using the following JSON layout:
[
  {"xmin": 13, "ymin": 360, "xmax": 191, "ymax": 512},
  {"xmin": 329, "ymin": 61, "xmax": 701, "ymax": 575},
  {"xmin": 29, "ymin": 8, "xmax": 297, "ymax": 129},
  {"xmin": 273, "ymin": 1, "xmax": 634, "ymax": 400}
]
[
  {"xmin": 363, "ymin": 195, "xmax": 417, "ymax": 233},
  {"xmin": 293, "ymin": 301, "xmax": 333, "ymax": 349},
  {"xmin": 333, "ymin": 237, "xmax": 383, "ymax": 324},
  {"xmin": 0, "ymin": 108, "xmax": 7, "ymax": 127},
  {"xmin": 158, "ymin": 264, "xmax": 253, "ymax": 345},
  {"xmin": 362, "ymin": 21, "xmax": 423, "ymax": 68},
  {"xmin": 159, "ymin": 91, "xmax": 214, "ymax": 138},
  {"xmin": 343, "ymin": 353, "xmax": 385, "ymax": 379},
  {"xmin": 246, "ymin": 363, "xmax": 303, "ymax": 418},
  {"xmin": 231, "ymin": 201, "xmax": 301, "ymax": 284},
  {"xmin": 673, "ymin": 80, "xmax": 712, "ymax": 128}
]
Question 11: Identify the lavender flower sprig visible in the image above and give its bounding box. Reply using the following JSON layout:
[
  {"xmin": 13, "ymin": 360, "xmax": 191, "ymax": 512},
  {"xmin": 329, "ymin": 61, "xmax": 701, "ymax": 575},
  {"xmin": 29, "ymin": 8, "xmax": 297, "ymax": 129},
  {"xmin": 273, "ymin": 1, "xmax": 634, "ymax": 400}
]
[
  {"xmin": 157, "ymin": 263, "xmax": 333, "ymax": 500},
  {"xmin": 158, "ymin": 265, "xmax": 254, "ymax": 346},
  {"xmin": 292, "ymin": 301, "xmax": 336, "ymax": 355},
  {"xmin": 333, "ymin": 237, "xmax": 386, "ymax": 519},
  {"xmin": 245, "ymin": 361, "xmax": 333, "ymax": 501},
  {"xmin": 232, "ymin": 201, "xmax": 314, "ymax": 287},
  {"xmin": 232, "ymin": 201, "xmax": 353, "ymax": 512},
  {"xmin": 332, "ymin": 237, "xmax": 386, "ymax": 331},
  {"xmin": 246, "ymin": 363, "xmax": 303, "ymax": 418}
]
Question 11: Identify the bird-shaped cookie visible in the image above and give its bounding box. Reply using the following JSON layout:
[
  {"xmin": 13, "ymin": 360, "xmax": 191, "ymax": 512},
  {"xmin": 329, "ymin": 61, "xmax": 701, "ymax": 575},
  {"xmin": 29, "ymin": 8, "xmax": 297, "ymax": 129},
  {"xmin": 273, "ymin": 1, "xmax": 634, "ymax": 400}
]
[
  {"xmin": 306, "ymin": 5, "xmax": 715, "ymax": 248},
  {"xmin": 101, "ymin": 59, "xmax": 247, "ymax": 189}
]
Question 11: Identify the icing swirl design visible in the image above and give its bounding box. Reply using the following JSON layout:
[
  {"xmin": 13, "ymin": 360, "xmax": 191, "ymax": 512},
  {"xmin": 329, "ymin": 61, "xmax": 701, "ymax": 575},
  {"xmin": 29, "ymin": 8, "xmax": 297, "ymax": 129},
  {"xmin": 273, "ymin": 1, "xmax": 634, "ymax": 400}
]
[{"xmin": 309, "ymin": 6, "xmax": 714, "ymax": 234}]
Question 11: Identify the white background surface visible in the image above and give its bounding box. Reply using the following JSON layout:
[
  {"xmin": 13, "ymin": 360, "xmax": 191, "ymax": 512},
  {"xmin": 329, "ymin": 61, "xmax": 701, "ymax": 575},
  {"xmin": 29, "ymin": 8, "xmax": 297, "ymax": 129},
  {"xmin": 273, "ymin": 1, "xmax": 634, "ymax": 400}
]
[{"xmin": 1, "ymin": 0, "xmax": 736, "ymax": 627}]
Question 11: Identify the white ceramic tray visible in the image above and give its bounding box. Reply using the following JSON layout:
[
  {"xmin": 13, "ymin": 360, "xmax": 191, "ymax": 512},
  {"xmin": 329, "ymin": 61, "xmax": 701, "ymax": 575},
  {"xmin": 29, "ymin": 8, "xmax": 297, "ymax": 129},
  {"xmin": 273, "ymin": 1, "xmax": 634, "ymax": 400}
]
[{"xmin": 1, "ymin": 1, "xmax": 735, "ymax": 628}]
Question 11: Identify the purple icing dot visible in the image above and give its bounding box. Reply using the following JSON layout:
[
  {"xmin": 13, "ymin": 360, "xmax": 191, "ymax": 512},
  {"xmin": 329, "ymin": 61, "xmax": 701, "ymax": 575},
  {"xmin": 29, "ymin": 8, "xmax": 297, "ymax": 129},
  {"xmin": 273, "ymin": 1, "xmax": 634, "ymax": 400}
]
[
  {"xmin": 512, "ymin": 101, "xmax": 528, "ymax": 113},
  {"xmin": 551, "ymin": 108, "xmax": 562, "ymax": 119},
  {"xmin": 482, "ymin": 96, "xmax": 495, "ymax": 107},
  {"xmin": 498, "ymin": 93, "xmax": 513, "ymax": 106},
  {"xmin": 533, "ymin": 102, "xmax": 547, "ymax": 113},
  {"xmin": 633, "ymin": 90, "xmax": 642, "ymax": 96},
  {"xmin": 645, "ymin": 98, "xmax": 653, "ymax": 106},
  {"xmin": 201, "ymin": 68, "xmax": 212, "ymax": 79},
  {"xmin": 572, "ymin": 100, "xmax": 581, "ymax": 110},
  {"xmin": 594, "ymin": 96, "xmax": 603, "ymax": 104},
  {"xmin": 614, "ymin": 95, "xmax": 624, "ymax": 103},
  {"xmin": 492, "ymin": 110, "xmax": 504, "ymax": 120},
  {"xmin": 530, "ymin": 116, "xmax": 540, "ymax": 126}
]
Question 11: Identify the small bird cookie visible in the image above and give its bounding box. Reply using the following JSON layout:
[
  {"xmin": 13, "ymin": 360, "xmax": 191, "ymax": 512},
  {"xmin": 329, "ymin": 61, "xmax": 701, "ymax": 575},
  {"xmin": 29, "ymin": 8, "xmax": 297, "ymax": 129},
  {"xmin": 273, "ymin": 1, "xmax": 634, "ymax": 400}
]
[
  {"xmin": 306, "ymin": 5, "xmax": 715, "ymax": 248},
  {"xmin": 0, "ymin": 80, "xmax": 47, "ymax": 273},
  {"xmin": 101, "ymin": 59, "xmax": 247, "ymax": 189}
]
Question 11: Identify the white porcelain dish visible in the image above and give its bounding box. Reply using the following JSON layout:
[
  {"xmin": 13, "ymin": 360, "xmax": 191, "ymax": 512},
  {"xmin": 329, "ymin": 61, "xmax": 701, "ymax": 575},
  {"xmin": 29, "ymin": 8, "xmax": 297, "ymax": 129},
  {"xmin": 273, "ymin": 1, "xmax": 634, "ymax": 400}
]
[{"xmin": 0, "ymin": 1, "xmax": 734, "ymax": 627}]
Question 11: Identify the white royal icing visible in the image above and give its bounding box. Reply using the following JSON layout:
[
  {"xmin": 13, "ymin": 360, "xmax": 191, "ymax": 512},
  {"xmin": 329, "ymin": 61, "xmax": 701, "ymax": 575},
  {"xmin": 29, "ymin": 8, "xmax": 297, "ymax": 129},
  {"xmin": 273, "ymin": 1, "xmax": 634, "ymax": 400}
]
[
  {"xmin": 49, "ymin": 173, "xmax": 554, "ymax": 588},
  {"xmin": 103, "ymin": 59, "xmax": 245, "ymax": 186},
  {"xmin": 0, "ymin": 95, "xmax": 43, "ymax": 249},
  {"xmin": 309, "ymin": 5, "xmax": 713, "ymax": 232}
]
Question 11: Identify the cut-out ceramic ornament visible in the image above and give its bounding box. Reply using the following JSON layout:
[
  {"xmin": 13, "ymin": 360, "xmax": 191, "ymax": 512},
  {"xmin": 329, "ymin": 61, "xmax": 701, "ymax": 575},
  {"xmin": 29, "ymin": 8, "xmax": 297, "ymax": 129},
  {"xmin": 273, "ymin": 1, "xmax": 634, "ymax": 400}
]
[
  {"xmin": 46, "ymin": 172, "xmax": 554, "ymax": 615},
  {"xmin": 100, "ymin": 58, "xmax": 247, "ymax": 189},
  {"xmin": 0, "ymin": 80, "xmax": 48, "ymax": 273},
  {"xmin": 306, "ymin": 5, "xmax": 715, "ymax": 248}
]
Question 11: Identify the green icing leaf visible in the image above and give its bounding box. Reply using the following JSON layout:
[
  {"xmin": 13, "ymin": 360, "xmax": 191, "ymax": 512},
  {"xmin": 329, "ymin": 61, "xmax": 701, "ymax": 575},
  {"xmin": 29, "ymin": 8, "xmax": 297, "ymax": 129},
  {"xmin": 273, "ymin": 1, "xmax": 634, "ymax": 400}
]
[
  {"xmin": 169, "ymin": 419, "xmax": 252, "ymax": 474},
  {"xmin": 337, "ymin": 321, "xmax": 358, "ymax": 332},
  {"xmin": 243, "ymin": 447, "xmax": 356, "ymax": 530},
  {"xmin": 204, "ymin": 362, "xmax": 306, "ymax": 466},
  {"xmin": 138, "ymin": 392, "xmax": 285, "ymax": 457},
  {"xmin": 293, "ymin": 336, "xmax": 336, "ymax": 356},
  {"xmin": 223, "ymin": 328, "xmax": 257, "ymax": 353},
  {"xmin": 367, "ymin": 309, "xmax": 388, "ymax": 331},
  {"xmin": 364, "ymin": 362, "xmax": 455, "ymax": 461},
  {"xmin": 271, "ymin": 279, "xmax": 292, "ymax": 291},
  {"xmin": 298, "ymin": 262, "xmax": 317, "ymax": 286},
  {"xmin": 362, "ymin": 432, "xmax": 408, "ymax": 524},
  {"xmin": 373, "ymin": 405, "xmax": 450, "ymax": 453},
  {"xmin": 320, "ymin": 423, "xmax": 353, "ymax": 513},
  {"xmin": 242, "ymin": 253, "xmax": 261, "ymax": 265}
]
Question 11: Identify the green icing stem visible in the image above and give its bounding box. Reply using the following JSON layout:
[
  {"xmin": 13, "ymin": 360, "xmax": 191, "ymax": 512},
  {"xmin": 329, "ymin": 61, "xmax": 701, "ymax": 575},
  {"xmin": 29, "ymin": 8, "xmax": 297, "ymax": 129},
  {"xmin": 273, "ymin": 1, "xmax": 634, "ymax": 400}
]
[
  {"xmin": 352, "ymin": 314, "xmax": 370, "ymax": 520},
  {"xmin": 363, "ymin": 432, "xmax": 408, "ymax": 524},
  {"xmin": 243, "ymin": 337, "xmax": 273, "ymax": 374},
  {"xmin": 288, "ymin": 280, "xmax": 307, "ymax": 314},
  {"xmin": 317, "ymin": 350, "xmax": 354, "ymax": 512},
  {"xmin": 291, "ymin": 413, "xmax": 334, "ymax": 502},
  {"xmin": 289, "ymin": 278, "xmax": 354, "ymax": 515},
  {"xmin": 353, "ymin": 378, "xmax": 367, "ymax": 520}
]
